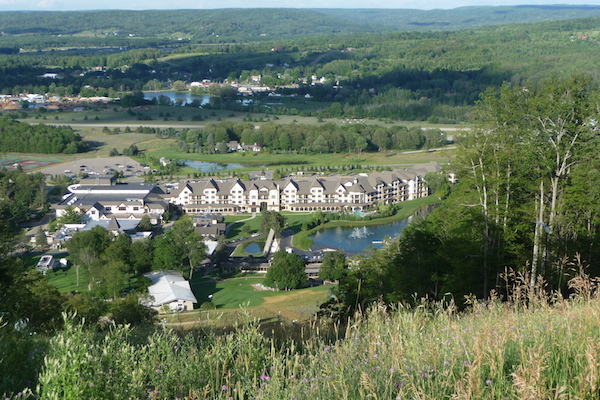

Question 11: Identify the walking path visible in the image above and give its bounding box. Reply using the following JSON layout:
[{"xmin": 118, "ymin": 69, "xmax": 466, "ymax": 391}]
[{"xmin": 224, "ymin": 212, "xmax": 256, "ymax": 235}]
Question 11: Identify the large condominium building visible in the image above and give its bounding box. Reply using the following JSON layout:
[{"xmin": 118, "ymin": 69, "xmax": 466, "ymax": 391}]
[{"xmin": 171, "ymin": 162, "xmax": 440, "ymax": 214}]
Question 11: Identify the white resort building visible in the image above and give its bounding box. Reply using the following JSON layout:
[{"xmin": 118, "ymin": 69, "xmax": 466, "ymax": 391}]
[
  {"xmin": 56, "ymin": 177, "xmax": 168, "ymax": 223},
  {"xmin": 170, "ymin": 162, "xmax": 440, "ymax": 214}
]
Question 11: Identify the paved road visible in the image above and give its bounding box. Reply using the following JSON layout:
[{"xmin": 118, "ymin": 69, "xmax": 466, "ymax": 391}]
[{"xmin": 40, "ymin": 123, "xmax": 206, "ymax": 129}]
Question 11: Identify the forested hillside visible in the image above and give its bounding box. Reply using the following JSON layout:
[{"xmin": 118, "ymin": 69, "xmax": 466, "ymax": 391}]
[
  {"xmin": 3, "ymin": 5, "xmax": 600, "ymax": 43},
  {"xmin": 327, "ymin": 75, "xmax": 600, "ymax": 313},
  {"xmin": 3, "ymin": 16, "xmax": 600, "ymax": 123}
]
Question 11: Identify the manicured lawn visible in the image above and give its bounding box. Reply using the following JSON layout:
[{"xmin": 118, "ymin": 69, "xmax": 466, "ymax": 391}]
[
  {"xmin": 190, "ymin": 275, "xmax": 330, "ymax": 308},
  {"xmin": 45, "ymin": 264, "xmax": 89, "ymax": 293},
  {"xmin": 190, "ymin": 276, "xmax": 278, "ymax": 309},
  {"xmin": 175, "ymin": 275, "xmax": 332, "ymax": 325}
]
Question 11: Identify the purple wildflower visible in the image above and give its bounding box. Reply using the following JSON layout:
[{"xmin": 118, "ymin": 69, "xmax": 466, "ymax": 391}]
[
  {"xmin": 221, "ymin": 385, "xmax": 228, "ymax": 390},
  {"xmin": 486, "ymin": 379, "xmax": 493, "ymax": 385}
]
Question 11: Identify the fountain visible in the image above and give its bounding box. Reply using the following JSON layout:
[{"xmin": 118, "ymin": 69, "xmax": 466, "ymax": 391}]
[{"xmin": 348, "ymin": 226, "xmax": 373, "ymax": 239}]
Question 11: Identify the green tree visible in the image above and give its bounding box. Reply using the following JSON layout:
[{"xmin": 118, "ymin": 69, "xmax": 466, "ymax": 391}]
[
  {"xmin": 260, "ymin": 210, "xmax": 286, "ymax": 238},
  {"xmin": 35, "ymin": 227, "xmax": 47, "ymax": 247},
  {"xmin": 138, "ymin": 215, "xmax": 152, "ymax": 231},
  {"xmin": 264, "ymin": 250, "xmax": 307, "ymax": 290},
  {"xmin": 319, "ymin": 248, "xmax": 347, "ymax": 281},
  {"xmin": 130, "ymin": 238, "xmax": 154, "ymax": 275},
  {"xmin": 57, "ymin": 206, "xmax": 82, "ymax": 225},
  {"xmin": 153, "ymin": 219, "xmax": 206, "ymax": 278}
]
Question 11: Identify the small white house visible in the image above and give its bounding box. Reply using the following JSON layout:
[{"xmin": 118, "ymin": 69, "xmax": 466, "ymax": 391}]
[
  {"xmin": 36, "ymin": 255, "xmax": 55, "ymax": 275},
  {"xmin": 144, "ymin": 271, "xmax": 197, "ymax": 312}
]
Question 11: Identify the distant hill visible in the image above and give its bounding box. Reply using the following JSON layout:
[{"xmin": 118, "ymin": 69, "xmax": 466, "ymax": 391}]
[{"xmin": 2, "ymin": 6, "xmax": 600, "ymax": 41}]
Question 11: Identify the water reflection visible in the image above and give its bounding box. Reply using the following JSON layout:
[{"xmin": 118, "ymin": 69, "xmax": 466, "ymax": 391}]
[
  {"xmin": 309, "ymin": 218, "xmax": 410, "ymax": 252},
  {"xmin": 183, "ymin": 160, "xmax": 244, "ymax": 172},
  {"xmin": 143, "ymin": 91, "xmax": 211, "ymax": 106}
]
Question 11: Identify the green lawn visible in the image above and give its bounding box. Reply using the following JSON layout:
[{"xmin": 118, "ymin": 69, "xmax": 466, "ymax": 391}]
[
  {"xmin": 45, "ymin": 264, "xmax": 89, "ymax": 293},
  {"xmin": 190, "ymin": 276, "xmax": 278, "ymax": 308},
  {"xmin": 175, "ymin": 275, "xmax": 332, "ymax": 326}
]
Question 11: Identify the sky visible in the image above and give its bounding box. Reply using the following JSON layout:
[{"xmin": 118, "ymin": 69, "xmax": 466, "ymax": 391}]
[{"xmin": 2, "ymin": 0, "xmax": 600, "ymax": 11}]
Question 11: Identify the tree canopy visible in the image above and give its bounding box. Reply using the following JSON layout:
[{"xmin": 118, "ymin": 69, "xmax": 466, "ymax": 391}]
[{"xmin": 264, "ymin": 250, "xmax": 307, "ymax": 290}]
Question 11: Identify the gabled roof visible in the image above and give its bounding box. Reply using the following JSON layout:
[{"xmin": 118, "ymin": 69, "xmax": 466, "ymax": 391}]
[{"xmin": 144, "ymin": 271, "xmax": 198, "ymax": 306}]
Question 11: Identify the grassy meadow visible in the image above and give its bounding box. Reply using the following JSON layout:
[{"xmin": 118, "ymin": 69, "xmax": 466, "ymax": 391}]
[{"xmin": 5, "ymin": 273, "xmax": 600, "ymax": 399}]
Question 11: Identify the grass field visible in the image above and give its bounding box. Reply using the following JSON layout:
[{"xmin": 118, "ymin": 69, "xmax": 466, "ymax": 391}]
[
  {"xmin": 172, "ymin": 275, "xmax": 332, "ymax": 326},
  {"xmin": 45, "ymin": 265, "xmax": 89, "ymax": 293}
]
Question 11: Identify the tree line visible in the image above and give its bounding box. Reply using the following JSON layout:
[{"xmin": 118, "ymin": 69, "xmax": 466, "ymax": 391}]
[
  {"xmin": 176, "ymin": 121, "xmax": 446, "ymax": 154},
  {"xmin": 0, "ymin": 117, "xmax": 87, "ymax": 154},
  {"xmin": 328, "ymin": 75, "xmax": 600, "ymax": 313}
]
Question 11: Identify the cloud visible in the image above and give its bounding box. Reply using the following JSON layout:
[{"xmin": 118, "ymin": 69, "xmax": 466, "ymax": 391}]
[{"xmin": 35, "ymin": 0, "xmax": 58, "ymax": 8}]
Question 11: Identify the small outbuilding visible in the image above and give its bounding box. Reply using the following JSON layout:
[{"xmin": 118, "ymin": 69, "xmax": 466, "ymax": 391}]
[{"xmin": 144, "ymin": 270, "xmax": 197, "ymax": 312}]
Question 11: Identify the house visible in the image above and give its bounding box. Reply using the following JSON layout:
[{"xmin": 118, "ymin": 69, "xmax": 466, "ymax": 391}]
[
  {"xmin": 144, "ymin": 271, "xmax": 198, "ymax": 312},
  {"xmin": 36, "ymin": 255, "xmax": 55, "ymax": 275},
  {"xmin": 193, "ymin": 216, "xmax": 226, "ymax": 238}
]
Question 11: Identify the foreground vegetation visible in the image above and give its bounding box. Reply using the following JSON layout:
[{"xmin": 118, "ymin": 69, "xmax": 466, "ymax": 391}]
[{"xmin": 3, "ymin": 269, "xmax": 600, "ymax": 399}]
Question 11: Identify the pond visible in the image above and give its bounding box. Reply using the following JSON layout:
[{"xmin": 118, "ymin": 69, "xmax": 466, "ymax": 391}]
[
  {"xmin": 143, "ymin": 91, "xmax": 211, "ymax": 106},
  {"xmin": 182, "ymin": 160, "xmax": 245, "ymax": 173},
  {"xmin": 308, "ymin": 218, "xmax": 411, "ymax": 252},
  {"xmin": 244, "ymin": 242, "xmax": 263, "ymax": 255}
]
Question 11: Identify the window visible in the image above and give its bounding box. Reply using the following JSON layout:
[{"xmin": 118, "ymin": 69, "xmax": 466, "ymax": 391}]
[{"xmin": 118, "ymin": 206, "xmax": 126, "ymax": 211}]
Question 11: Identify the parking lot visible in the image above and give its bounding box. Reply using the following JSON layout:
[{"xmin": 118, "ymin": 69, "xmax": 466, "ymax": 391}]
[{"xmin": 37, "ymin": 156, "xmax": 149, "ymax": 182}]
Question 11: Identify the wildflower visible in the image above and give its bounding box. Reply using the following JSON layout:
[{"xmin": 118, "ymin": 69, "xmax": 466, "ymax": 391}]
[
  {"xmin": 173, "ymin": 345, "xmax": 178, "ymax": 350},
  {"xmin": 324, "ymin": 347, "xmax": 331, "ymax": 351},
  {"xmin": 486, "ymin": 379, "xmax": 492, "ymax": 385},
  {"xmin": 156, "ymin": 369, "xmax": 162, "ymax": 373},
  {"xmin": 373, "ymin": 354, "xmax": 379, "ymax": 358},
  {"xmin": 221, "ymin": 385, "xmax": 228, "ymax": 390},
  {"xmin": 79, "ymin": 378, "xmax": 85, "ymax": 381},
  {"xmin": 444, "ymin": 360, "xmax": 450, "ymax": 366},
  {"xmin": 258, "ymin": 389, "xmax": 263, "ymax": 393},
  {"xmin": 389, "ymin": 368, "xmax": 395, "ymax": 373},
  {"xmin": 260, "ymin": 375, "xmax": 270, "ymax": 381},
  {"xmin": 464, "ymin": 361, "xmax": 471, "ymax": 366},
  {"xmin": 99, "ymin": 371, "xmax": 104, "ymax": 374},
  {"xmin": 89, "ymin": 383, "xmax": 94, "ymax": 387}
]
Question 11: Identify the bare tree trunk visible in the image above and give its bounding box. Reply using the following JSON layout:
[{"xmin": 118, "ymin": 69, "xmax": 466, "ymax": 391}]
[{"xmin": 531, "ymin": 181, "xmax": 545, "ymax": 289}]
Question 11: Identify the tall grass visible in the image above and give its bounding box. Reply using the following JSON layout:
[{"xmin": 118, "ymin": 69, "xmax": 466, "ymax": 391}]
[{"xmin": 4, "ymin": 264, "xmax": 600, "ymax": 399}]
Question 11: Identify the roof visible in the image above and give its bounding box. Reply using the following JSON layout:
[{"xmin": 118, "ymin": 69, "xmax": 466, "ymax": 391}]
[
  {"xmin": 144, "ymin": 271, "xmax": 198, "ymax": 307},
  {"xmin": 82, "ymin": 218, "xmax": 140, "ymax": 232}
]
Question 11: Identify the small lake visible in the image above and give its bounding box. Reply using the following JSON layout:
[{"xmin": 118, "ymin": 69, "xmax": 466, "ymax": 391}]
[
  {"xmin": 143, "ymin": 91, "xmax": 211, "ymax": 106},
  {"xmin": 308, "ymin": 218, "xmax": 411, "ymax": 252},
  {"xmin": 183, "ymin": 160, "xmax": 245, "ymax": 172}
]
